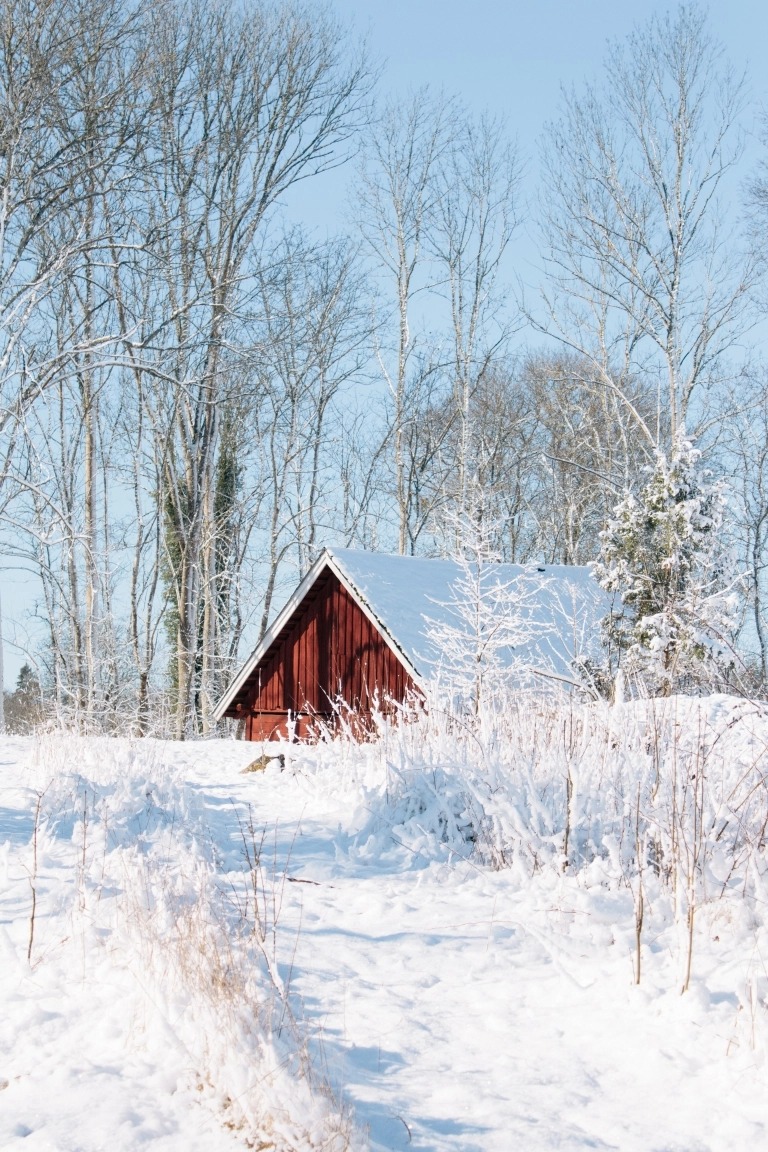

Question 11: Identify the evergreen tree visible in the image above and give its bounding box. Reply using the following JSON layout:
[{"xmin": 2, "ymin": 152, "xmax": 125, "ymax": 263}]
[
  {"xmin": 594, "ymin": 437, "xmax": 737, "ymax": 695},
  {"xmin": 4, "ymin": 664, "xmax": 43, "ymax": 733}
]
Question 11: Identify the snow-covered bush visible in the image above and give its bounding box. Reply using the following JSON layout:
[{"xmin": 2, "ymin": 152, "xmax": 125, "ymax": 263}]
[
  {"xmin": 424, "ymin": 508, "xmax": 552, "ymax": 718},
  {"xmin": 347, "ymin": 689, "xmax": 768, "ymax": 991}
]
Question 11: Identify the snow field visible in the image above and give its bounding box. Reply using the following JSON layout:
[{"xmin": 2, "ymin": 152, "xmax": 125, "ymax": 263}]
[
  {"xmin": 0, "ymin": 736, "xmax": 357, "ymax": 1151},
  {"xmin": 218, "ymin": 697, "xmax": 768, "ymax": 1149},
  {"xmin": 2, "ymin": 696, "xmax": 768, "ymax": 1149}
]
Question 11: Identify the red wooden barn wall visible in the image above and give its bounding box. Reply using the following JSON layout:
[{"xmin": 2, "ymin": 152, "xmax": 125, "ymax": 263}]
[{"xmin": 235, "ymin": 569, "xmax": 416, "ymax": 740}]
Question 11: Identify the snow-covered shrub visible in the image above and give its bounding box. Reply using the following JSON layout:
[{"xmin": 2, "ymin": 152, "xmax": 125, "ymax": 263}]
[
  {"xmin": 348, "ymin": 692, "xmax": 610, "ymax": 871},
  {"xmin": 286, "ymin": 670, "xmax": 768, "ymax": 978},
  {"xmin": 349, "ymin": 689, "xmax": 768, "ymax": 992},
  {"xmin": 424, "ymin": 505, "xmax": 554, "ymax": 720}
]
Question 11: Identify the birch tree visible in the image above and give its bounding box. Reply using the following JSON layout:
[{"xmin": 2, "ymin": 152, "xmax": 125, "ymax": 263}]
[
  {"xmin": 538, "ymin": 5, "xmax": 753, "ymax": 448},
  {"xmin": 248, "ymin": 230, "xmax": 370, "ymax": 632},
  {"xmin": 356, "ymin": 96, "xmax": 519, "ymax": 547},
  {"xmin": 429, "ymin": 113, "xmax": 520, "ymax": 519},
  {"xmin": 355, "ymin": 90, "xmax": 455, "ymax": 553}
]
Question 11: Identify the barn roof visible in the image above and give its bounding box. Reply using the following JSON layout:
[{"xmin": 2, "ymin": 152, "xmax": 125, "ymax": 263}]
[
  {"xmin": 214, "ymin": 547, "xmax": 608, "ymax": 720},
  {"xmin": 331, "ymin": 548, "xmax": 606, "ymax": 685}
]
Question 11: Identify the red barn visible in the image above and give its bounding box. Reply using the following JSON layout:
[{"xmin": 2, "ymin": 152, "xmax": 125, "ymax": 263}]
[
  {"xmin": 213, "ymin": 548, "xmax": 605, "ymax": 741},
  {"xmin": 213, "ymin": 549, "xmax": 420, "ymax": 740}
]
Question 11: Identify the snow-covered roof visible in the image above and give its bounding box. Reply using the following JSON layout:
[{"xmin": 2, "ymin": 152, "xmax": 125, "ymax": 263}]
[
  {"xmin": 214, "ymin": 548, "xmax": 609, "ymax": 719},
  {"xmin": 330, "ymin": 548, "xmax": 607, "ymax": 686}
]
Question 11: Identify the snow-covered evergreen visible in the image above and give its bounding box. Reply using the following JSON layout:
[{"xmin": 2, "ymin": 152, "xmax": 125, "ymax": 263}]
[{"xmin": 594, "ymin": 436, "xmax": 739, "ymax": 695}]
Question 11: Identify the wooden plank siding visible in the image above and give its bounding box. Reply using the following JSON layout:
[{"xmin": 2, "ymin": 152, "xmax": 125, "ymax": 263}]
[{"xmin": 228, "ymin": 568, "xmax": 418, "ymax": 741}]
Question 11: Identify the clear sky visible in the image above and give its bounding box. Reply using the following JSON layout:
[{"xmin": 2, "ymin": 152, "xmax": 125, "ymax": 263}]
[
  {"xmin": 334, "ymin": 0, "xmax": 768, "ymax": 140},
  {"xmin": 280, "ymin": 0, "xmax": 768, "ymax": 330},
  {"xmin": 3, "ymin": 0, "xmax": 767, "ymax": 686}
]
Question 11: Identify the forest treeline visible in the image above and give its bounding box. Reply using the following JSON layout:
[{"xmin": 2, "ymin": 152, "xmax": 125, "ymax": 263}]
[{"xmin": 1, "ymin": 0, "xmax": 767, "ymax": 735}]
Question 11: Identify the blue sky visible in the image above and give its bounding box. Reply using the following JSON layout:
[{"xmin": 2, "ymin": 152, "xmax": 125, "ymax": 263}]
[
  {"xmin": 284, "ymin": 1, "xmax": 768, "ymax": 306},
  {"xmin": 3, "ymin": 1, "xmax": 768, "ymax": 685},
  {"xmin": 335, "ymin": 0, "xmax": 768, "ymax": 135}
]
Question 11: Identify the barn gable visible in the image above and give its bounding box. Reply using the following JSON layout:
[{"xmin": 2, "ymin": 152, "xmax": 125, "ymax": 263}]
[
  {"xmin": 213, "ymin": 550, "xmax": 419, "ymax": 739},
  {"xmin": 214, "ymin": 548, "xmax": 607, "ymax": 740}
]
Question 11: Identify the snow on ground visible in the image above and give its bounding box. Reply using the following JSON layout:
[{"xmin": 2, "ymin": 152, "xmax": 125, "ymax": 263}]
[{"xmin": 2, "ymin": 711, "xmax": 768, "ymax": 1150}]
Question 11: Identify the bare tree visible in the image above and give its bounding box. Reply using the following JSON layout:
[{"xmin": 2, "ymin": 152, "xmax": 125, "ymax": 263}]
[
  {"xmin": 247, "ymin": 229, "xmax": 370, "ymax": 632},
  {"xmin": 0, "ymin": 0, "xmax": 369, "ymax": 734},
  {"xmin": 8, "ymin": 383, "xmax": 117, "ymax": 723},
  {"xmin": 390, "ymin": 353, "xmax": 456, "ymax": 554},
  {"xmin": 519, "ymin": 353, "xmax": 657, "ymax": 564},
  {"xmin": 538, "ymin": 5, "xmax": 753, "ymax": 448},
  {"xmin": 0, "ymin": 0, "xmax": 151, "ymax": 726},
  {"xmin": 723, "ymin": 374, "xmax": 768, "ymax": 688},
  {"xmin": 355, "ymin": 96, "xmax": 520, "ymax": 550},
  {"xmin": 436, "ymin": 362, "xmax": 538, "ymax": 563},
  {"xmin": 136, "ymin": 0, "xmax": 367, "ymax": 736},
  {"xmin": 355, "ymin": 89, "xmax": 456, "ymax": 553},
  {"xmin": 420, "ymin": 352, "xmax": 654, "ymax": 566},
  {"xmin": 115, "ymin": 365, "xmax": 173, "ymax": 733},
  {"xmin": 429, "ymin": 113, "xmax": 520, "ymax": 519},
  {"xmin": 336, "ymin": 401, "xmax": 393, "ymax": 551},
  {"xmin": 0, "ymin": 0, "xmax": 148, "ymax": 456}
]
